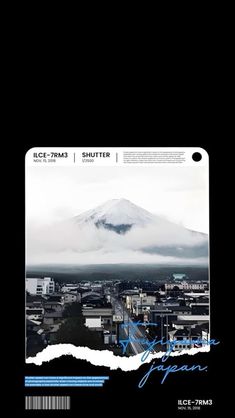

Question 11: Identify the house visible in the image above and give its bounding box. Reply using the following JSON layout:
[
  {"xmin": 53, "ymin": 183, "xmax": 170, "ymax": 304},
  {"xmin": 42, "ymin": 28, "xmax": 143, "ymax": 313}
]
[
  {"xmin": 26, "ymin": 293, "xmax": 45, "ymax": 310},
  {"xmin": 63, "ymin": 292, "xmax": 80, "ymax": 304},
  {"xmin": 82, "ymin": 291, "xmax": 102, "ymax": 300},
  {"xmin": 170, "ymin": 306, "xmax": 192, "ymax": 315},
  {"xmin": 26, "ymin": 307, "xmax": 44, "ymax": 321},
  {"xmin": 43, "ymin": 301, "xmax": 64, "ymax": 312},
  {"xmin": 81, "ymin": 292, "xmax": 106, "ymax": 307},
  {"xmin": 44, "ymin": 294, "xmax": 64, "ymax": 303},
  {"xmin": 43, "ymin": 311, "xmax": 63, "ymax": 325},
  {"xmin": 61, "ymin": 284, "xmax": 80, "ymax": 293},
  {"xmin": 26, "ymin": 293, "xmax": 45, "ymax": 303},
  {"xmin": 26, "ymin": 302, "xmax": 44, "ymax": 310},
  {"xmin": 82, "ymin": 305, "xmax": 113, "ymax": 326}
]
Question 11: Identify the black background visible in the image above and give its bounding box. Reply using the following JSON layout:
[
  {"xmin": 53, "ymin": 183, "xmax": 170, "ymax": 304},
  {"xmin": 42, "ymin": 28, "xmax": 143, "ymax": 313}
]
[{"xmin": 10, "ymin": 138, "xmax": 225, "ymax": 415}]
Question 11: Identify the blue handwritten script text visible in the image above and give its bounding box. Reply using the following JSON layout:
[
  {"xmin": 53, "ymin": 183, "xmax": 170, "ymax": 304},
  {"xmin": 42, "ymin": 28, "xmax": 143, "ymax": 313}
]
[
  {"xmin": 138, "ymin": 362, "xmax": 208, "ymax": 387},
  {"xmin": 118, "ymin": 321, "xmax": 220, "ymax": 387}
]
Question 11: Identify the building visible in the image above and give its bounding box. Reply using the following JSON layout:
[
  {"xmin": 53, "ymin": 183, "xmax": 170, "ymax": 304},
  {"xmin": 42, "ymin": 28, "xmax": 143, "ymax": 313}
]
[
  {"xmin": 183, "ymin": 294, "xmax": 209, "ymax": 304},
  {"xmin": 43, "ymin": 301, "xmax": 64, "ymax": 312},
  {"xmin": 126, "ymin": 293, "xmax": 156, "ymax": 313},
  {"xmin": 168, "ymin": 322, "xmax": 210, "ymax": 351},
  {"xmin": 26, "ymin": 294, "xmax": 44, "ymax": 310},
  {"xmin": 134, "ymin": 303, "xmax": 156, "ymax": 316},
  {"xmin": 26, "ymin": 277, "xmax": 55, "ymax": 295},
  {"xmin": 165, "ymin": 281, "xmax": 208, "ymax": 291},
  {"xmin": 85, "ymin": 317, "xmax": 102, "ymax": 330},
  {"xmin": 43, "ymin": 311, "xmax": 63, "ymax": 325},
  {"xmin": 172, "ymin": 273, "xmax": 187, "ymax": 281},
  {"xmin": 153, "ymin": 304, "xmax": 191, "ymax": 315},
  {"xmin": 177, "ymin": 315, "xmax": 209, "ymax": 323},
  {"xmin": 82, "ymin": 306, "xmax": 113, "ymax": 326},
  {"xmin": 82, "ymin": 292, "xmax": 102, "ymax": 300},
  {"xmin": 168, "ymin": 328, "xmax": 201, "ymax": 351},
  {"xmin": 170, "ymin": 305, "xmax": 192, "ymax": 315},
  {"xmin": 61, "ymin": 284, "xmax": 80, "ymax": 293},
  {"xmin": 81, "ymin": 292, "xmax": 105, "ymax": 307},
  {"xmin": 190, "ymin": 302, "xmax": 209, "ymax": 315},
  {"xmin": 64, "ymin": 292, "xmax": 80, "ymax": 304},
  {"xmin": 26, "ymin": 307, "xmax": 44, "ymax": 321},
  {"xmin": 163, "ymin": 298, "xmax": 181, "ymax": 307},
  {"xmin": 171, "ymin": 320, "xmax": 210, "ymax": 335},
  {"xmin": 45, "ymin": 294, "xmax": 64, "ymax": 303},
  {"xmin": 90, "ymin": 283, "xmax": 103, "ymax": 291}
]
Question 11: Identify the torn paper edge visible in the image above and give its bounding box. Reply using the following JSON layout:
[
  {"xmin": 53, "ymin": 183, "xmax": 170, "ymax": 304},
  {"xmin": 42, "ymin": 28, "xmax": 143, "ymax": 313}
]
[{"xmin": 26, "ymin": 344, "xmax": 210, "ymax": 371}]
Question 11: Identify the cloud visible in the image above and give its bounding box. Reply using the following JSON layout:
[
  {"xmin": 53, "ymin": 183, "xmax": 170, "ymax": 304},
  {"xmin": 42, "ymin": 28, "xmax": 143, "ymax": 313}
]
[{"xmin": 26, "ymin": 218, "xmax": 208, "ymax": 266}]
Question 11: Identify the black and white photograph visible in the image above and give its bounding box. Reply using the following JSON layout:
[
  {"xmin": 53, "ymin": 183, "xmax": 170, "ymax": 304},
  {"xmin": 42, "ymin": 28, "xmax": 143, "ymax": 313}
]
[{"xmin": 25, "ymin": 149, "xmax": 210, "ymax": 366}]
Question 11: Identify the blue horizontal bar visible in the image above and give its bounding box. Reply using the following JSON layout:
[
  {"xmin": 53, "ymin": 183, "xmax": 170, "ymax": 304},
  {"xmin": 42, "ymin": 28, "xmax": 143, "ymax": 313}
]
[
  {"xmin": 25, "ymin": 383, "xmax": 103, "ymax": 387},
  {"xmin": 25, "ymin": 376, "xmax": 109, "ymax": 380},
  {"xmin": 25, "ymin": 381, "xmax": 105, "ymax": 384}
]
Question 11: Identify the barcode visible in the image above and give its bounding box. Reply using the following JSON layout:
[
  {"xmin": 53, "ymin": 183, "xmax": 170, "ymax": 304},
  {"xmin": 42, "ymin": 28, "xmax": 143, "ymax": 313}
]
[{"xmin": 25, "ymin": 396, "xmax": 70, "ymax": 410}]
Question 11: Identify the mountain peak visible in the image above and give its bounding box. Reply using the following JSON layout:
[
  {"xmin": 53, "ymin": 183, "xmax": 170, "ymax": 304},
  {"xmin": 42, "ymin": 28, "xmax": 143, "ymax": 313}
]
[
  {"xmin": 97, "ymin": 198, "xmax": 133, "ymax": 209},
  {"xmin": 74, "ymin": 198, "xmax": 156, "ymax": 233}
]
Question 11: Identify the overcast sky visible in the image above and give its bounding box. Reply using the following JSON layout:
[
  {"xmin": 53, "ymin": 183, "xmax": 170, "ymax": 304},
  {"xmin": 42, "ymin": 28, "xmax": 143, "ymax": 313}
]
[{"xmin": 26, "ymin": 165, "xmax": 209, "ymax": 233}]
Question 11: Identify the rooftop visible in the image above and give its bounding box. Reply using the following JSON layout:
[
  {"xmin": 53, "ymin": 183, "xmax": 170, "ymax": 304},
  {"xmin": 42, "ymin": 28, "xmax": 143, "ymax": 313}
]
[
  {"xmin": 43, "ymin": 301, "xmax": 63, "ymax": 306},
  {"xmin": 26, "ymin": 309, "xmax": 43, "ymax": 315},
  {"xmin": 170, "ymin": 306, "xmax": 191, "ymax": 311},
  {"xmin": 173, "ymin": 320, "xmax": 198, "ymax": 325},
  {"xmin": 154, "ymin": 304, "xmax": 191, "ymax": 312},
  {"xmin": 44, "ymin": 312, "xmax": 63, "ymax": 318},
  {"xmin": 26, "ymin": 293, "xmax": 45, "ymax": 303},
  {"xmin": 82, "ymin": 292, "xmax": 102, "ymax": 299},
  {"xmin": 173, "ymin": 329, "xmax": 201, "ymax": 337}
]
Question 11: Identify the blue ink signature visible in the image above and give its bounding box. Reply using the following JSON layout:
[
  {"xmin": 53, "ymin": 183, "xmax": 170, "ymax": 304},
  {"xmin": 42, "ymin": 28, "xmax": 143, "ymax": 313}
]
[{"xmin": 119, "ymin": 321, "xmax": 220, "ymax": 387}]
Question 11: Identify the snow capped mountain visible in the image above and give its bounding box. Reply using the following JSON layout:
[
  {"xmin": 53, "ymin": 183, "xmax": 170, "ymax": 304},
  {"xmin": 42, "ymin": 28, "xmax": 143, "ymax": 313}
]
[
  {"xmin": 73, "ymin": 198, "xmax": 156, "ymax": 234},
  {"xmin": 27, "ymin": 199, "xmax": 209, "ymax": 265}
]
